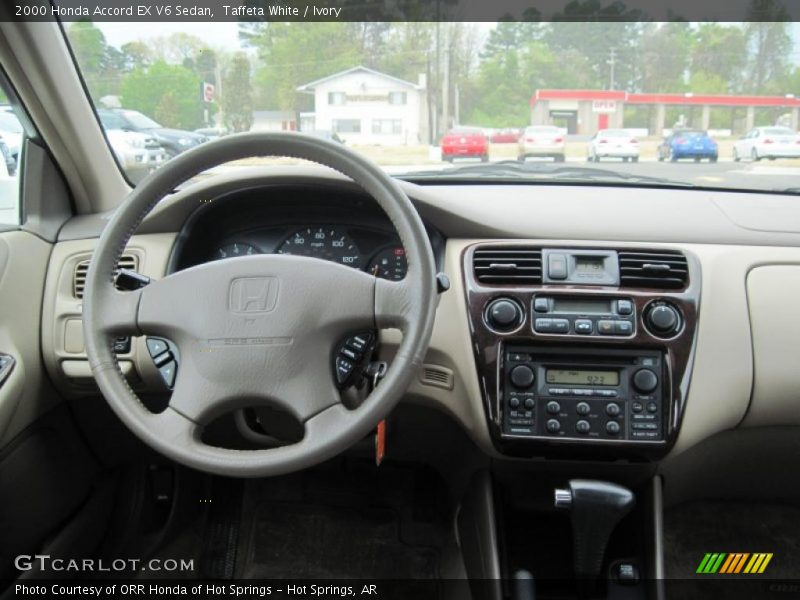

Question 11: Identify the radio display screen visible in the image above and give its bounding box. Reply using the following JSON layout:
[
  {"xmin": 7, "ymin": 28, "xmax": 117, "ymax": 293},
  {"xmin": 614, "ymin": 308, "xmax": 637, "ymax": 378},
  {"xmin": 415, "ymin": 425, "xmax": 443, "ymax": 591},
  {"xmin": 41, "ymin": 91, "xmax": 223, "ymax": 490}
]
[{"xmin": 546, "ymin": 369, "xmax": 619, "ymax": 386}]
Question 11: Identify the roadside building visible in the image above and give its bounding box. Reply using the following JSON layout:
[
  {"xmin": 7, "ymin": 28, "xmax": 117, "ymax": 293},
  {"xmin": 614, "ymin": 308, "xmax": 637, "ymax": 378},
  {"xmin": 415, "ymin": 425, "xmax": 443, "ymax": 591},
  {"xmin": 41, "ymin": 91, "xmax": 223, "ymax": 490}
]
[
  {"xmin": 530, "ymin": 90, "xmax": 800, "ymax": 136},
  {"xmin": 251, "ymin": 110, "xmax": 297, "ymax": 132},
  {"xmin": 297, "ymin": 66, "xmax": 427, "ymax": 145}
]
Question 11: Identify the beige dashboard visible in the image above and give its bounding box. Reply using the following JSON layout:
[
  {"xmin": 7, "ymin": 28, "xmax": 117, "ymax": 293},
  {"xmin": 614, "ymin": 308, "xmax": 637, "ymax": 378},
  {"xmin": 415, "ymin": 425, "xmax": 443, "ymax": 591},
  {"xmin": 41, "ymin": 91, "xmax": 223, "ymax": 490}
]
[{"xmin": 39, "ymin": 174, "xmax": 800, "ymax": 461}]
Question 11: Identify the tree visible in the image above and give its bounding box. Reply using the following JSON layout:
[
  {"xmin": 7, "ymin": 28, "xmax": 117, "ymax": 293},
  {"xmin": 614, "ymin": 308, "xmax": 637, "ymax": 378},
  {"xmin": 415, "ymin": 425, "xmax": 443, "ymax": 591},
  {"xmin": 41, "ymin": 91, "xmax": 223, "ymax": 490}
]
[
  {"xmin": 690, "ymin": 24, "xmax": 747, "ymax": 93},
  {"xmin": 120, "ymin": 61, "xmax": 203, "ymax": 129},
  {"xmin": 243, "ymin": 23, "xmax": 361, "ymax": 110},
  {"xmin": 66, "ymin": 21, "xmax": 115, "ymax": 99},
  {"xmin": 222, "ymin": 53, "xmax": 254, "ymax": 132},
  {"xmin": 637, "ymin": 22, "xmax": 692, "ymax": 93}
]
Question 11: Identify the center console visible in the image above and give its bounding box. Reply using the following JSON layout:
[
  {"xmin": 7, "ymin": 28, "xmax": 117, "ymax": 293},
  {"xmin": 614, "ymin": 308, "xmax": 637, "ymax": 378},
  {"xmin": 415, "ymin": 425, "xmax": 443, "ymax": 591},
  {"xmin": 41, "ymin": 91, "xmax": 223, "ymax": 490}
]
[{"xmin": 463, "ymin": 242, "xmax": 700, "ymax": 459}]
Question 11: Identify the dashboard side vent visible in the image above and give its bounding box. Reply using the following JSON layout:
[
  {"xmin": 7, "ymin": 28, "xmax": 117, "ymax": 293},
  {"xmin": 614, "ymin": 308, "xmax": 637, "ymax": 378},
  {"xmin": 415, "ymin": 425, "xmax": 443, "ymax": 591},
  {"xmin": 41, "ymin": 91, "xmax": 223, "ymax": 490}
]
[
  {"xmin": 419, "ymin": 364, "xmax": 454, "ymax": 390},
  {"xmin": 73, "ymin": 254, "xmax": 138, "ymax": 299},
  {"xmin": 618, "ymin": 250, "xmax": 688, "ymax": 289},
  {"xmin": 473, "ymin": 246, "xmax": 543, "ymax": 285}
]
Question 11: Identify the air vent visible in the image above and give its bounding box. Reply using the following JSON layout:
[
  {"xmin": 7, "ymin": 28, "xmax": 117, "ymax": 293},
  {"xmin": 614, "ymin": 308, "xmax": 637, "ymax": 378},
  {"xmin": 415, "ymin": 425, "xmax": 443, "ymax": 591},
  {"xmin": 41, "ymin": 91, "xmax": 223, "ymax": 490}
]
[
  {"xmin": 73, "ymin": 254, "xmax": 138, "ymax": 299},
  {"xmin": 618, "ymin": 250, "xmax": 688, "ymax": 289},
  {"xmin": 473, "ymin": 246, "xmax": 543, "ymax": 285},
  {"xmin": 419, "ymin": 364, "xmax": 454, "ymax": 390}
]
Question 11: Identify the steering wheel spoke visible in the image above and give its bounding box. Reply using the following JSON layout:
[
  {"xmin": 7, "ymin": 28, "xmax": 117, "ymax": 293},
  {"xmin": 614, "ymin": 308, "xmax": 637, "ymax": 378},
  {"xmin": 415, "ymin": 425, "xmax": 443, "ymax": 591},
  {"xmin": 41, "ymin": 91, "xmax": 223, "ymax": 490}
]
[{"xmin": 94, "ymin": 287, "xmax": 144, "ymax": 336}]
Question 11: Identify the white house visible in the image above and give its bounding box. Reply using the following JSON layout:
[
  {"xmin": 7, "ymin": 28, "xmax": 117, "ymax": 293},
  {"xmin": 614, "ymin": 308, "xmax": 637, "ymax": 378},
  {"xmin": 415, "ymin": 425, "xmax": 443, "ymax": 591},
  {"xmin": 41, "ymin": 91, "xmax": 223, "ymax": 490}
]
[
  {"xmin": 251, "ymin": 110, "xmax": 297, "ymax": 132},
  {"xmin": 297, "ymin": 66, "xmax": 427, "ymax": 145}
]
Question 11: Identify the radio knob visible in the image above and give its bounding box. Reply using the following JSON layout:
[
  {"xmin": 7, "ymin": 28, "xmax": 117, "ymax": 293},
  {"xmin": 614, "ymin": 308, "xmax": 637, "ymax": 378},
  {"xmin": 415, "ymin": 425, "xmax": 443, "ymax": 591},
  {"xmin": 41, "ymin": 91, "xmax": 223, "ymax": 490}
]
[
  {"xmin": 510, "ymin": 365, "xmax": 535, "ymax": 389},
  {"xmin": 486, "ymin": 298, "xmax": 522, "ymax": 331},
  {"xmin": 645, "ymin": 303, "xmax": 681, "ymax": 337},
  {"xmin": 632, "ymin": 368, "xmax": 658, "ymax": 394}
]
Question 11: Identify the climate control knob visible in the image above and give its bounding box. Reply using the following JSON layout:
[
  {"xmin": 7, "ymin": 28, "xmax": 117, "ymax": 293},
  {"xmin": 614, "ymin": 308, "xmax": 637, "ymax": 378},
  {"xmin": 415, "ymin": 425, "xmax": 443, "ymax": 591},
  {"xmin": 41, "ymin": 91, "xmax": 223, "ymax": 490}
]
[
  {"xmin": 645, "ymin": 303, "xmax": 681, "ymax": 337},
  {"xmin": 486, "ymin": 298, "xmax": 522, "ymax": 331},
  {"xmin": 632, "ymin": 368, "xmax": 658, "ymax": 394},
  {"xmin": 510, "ymin": 365, "xmax": 535, "ymax": 389}
]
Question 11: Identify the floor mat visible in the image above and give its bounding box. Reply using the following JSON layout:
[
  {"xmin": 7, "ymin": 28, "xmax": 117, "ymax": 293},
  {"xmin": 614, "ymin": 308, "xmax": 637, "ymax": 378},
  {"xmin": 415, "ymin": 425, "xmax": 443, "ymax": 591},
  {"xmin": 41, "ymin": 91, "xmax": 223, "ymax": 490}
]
[
  {"xmin": 240, "ymin": 502, "xmax": 440, "ymax": 579},
  {"xmin": 234, "ymin": 461, "xmax": 451, "ymax": 583},
  {"xmin": 664, "ymin": 500, "xmax": 800, "ymax": 579}
]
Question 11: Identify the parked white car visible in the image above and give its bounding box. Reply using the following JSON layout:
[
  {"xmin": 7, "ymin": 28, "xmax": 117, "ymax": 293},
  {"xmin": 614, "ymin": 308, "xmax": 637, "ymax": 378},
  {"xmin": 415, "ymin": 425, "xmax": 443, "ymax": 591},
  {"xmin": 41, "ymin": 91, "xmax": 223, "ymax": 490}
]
[
  {"xmin": 105, "ymin": 129, "xmax": 166, "ymax": 174},
  {"xmin": 518, "ymin": 126, "xmax": 566, "ymax": 162},
  {"xmin": 0, "ymin": 109, "xmax": 23, "ymax": 159},
  {"xmin": 587, "ymin": 129, "xmax": 640, "ymax": 162},
  {"xmin": 733, "ymin": 126, "xmax": 800, "ymax": 161}
]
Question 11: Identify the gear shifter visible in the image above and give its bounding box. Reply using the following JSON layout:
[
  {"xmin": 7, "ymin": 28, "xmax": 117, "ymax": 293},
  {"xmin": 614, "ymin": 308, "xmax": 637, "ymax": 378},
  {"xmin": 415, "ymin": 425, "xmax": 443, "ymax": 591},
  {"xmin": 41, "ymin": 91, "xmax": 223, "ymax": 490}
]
[{"xmin": 554, "ymin": 480, "xmax": 635, "ymax": 593}]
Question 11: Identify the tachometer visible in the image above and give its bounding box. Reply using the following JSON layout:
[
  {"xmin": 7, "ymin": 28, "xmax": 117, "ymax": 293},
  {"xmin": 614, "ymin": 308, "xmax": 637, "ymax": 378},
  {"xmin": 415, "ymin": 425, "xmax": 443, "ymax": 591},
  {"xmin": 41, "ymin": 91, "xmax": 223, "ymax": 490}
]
[
  {"xmin": 215, "ymin": 242, "xmax": 260, "ymax": 260},
  {"xmin": 277, "ymin": 227, "xmax": 362, "ymax": 268},
  {"xmin": 368, "ymin": 246, "xmax": 407, "ymax": 281}
]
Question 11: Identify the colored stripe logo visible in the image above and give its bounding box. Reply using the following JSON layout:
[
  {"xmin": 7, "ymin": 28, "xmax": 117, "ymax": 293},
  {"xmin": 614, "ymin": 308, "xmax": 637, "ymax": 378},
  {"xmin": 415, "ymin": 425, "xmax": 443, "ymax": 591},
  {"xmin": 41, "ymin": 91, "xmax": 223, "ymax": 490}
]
[{"xmin": 696, "ymin": 553, "xmax": 773, "ymax": 574}]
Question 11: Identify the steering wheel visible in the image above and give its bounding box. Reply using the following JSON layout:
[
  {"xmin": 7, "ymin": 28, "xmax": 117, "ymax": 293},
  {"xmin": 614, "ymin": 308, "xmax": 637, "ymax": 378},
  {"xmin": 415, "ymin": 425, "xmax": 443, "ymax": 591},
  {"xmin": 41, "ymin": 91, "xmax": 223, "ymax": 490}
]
[{"xmin": 83, "ymin": 133, "xmax": 437, "ymax": 477}]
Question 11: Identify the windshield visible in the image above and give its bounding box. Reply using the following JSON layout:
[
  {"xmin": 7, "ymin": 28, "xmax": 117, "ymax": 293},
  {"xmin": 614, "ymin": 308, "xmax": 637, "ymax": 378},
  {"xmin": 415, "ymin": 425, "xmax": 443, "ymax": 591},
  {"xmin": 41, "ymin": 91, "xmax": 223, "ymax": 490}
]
[
  {"xmin": 64, "ymin": 20, "xmax": 800, "ymax": 192},
  {"xmin": 0, "ymin": 113, "xmax": 23, "ymax": 134}
]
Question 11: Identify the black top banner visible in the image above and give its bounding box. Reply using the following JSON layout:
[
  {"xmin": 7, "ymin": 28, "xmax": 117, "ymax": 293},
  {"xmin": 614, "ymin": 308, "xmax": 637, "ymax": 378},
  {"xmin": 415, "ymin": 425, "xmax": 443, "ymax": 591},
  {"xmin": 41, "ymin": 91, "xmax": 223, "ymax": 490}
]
[{"xmin": 3, "ymin": 0, "xmax": 800, "ymax": 22}]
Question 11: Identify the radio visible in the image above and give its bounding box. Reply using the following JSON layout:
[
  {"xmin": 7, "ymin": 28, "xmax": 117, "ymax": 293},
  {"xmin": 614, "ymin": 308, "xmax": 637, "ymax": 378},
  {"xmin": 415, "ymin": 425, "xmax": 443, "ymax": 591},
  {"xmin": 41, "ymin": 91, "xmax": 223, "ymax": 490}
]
[{"xmin": 502, "ymin": 346, "xmax": 664, "ymax": 443}]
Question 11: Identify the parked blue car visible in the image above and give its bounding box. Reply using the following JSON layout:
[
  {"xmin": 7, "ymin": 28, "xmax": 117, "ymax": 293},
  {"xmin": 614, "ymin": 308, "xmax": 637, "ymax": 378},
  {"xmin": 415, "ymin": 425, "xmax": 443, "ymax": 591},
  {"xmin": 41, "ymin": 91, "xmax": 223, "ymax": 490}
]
[{"xmin": 658, "ymin": 130, "xmax": 718, "ymax": 162}]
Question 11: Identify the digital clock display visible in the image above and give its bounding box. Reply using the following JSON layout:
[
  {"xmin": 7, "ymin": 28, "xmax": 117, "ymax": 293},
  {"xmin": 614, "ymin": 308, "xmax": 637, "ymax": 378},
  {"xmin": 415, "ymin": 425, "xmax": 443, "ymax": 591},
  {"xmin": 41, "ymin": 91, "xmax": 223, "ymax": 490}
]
[
  {"xmin": 575, "ymin": 256, "xmax": 605, "ymax": 273},
  {"xmin": 545, "ymin": 369, "xmax": 619, "ymax": 386}
]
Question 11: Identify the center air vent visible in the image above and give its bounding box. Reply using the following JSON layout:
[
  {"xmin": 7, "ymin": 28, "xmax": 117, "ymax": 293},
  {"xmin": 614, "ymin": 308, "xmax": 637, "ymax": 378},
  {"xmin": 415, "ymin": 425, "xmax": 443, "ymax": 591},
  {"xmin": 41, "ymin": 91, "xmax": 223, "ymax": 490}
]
[
  {"xmin": 473, "ymin": 246, "xmax": 542, "ymax": 285},
  {"xmin": 73, "ymin": 254, "xmax": 138, "ymax": 299},
  {"xmin": 618, "ymin": 250, "xmax": 688, "ymax": 289}
]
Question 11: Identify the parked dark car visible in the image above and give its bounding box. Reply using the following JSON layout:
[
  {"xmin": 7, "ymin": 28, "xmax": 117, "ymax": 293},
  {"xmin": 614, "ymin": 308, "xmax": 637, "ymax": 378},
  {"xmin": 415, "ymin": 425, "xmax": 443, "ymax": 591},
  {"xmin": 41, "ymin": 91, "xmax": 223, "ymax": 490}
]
[
  {"xmin": 658, "ymin": 129, "xmax": 718, "ymax": 162},
  {"xmin": 97, "ymin": 109, "xmax": 207, "ymax": 158}
]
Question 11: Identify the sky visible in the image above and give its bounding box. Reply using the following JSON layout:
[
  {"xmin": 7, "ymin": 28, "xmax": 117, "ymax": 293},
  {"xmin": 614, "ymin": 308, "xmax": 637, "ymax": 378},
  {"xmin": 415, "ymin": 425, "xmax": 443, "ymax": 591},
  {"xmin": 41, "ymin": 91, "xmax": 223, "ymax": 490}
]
[
  {"xmin": 100, "ymin": 22, "xmax": 245, "ymax": 52},
  {"xmin": 98, "ymin": 21, "xmax": 800, "ymax": 67}
]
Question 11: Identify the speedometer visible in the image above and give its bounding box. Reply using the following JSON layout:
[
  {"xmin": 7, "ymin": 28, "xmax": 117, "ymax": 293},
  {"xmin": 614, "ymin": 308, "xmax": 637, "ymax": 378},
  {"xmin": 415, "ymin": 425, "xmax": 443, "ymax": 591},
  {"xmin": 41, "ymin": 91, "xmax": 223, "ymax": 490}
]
[{"xmin": 277, "ymin": 227, "xmax": 362, "ymax": 269}]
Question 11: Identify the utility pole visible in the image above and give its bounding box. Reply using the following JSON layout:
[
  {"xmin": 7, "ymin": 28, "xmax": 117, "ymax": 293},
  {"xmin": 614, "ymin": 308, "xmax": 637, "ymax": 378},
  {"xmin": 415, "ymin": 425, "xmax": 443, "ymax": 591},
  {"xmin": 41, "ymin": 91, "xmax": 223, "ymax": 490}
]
[
  {"xmin": 215, "ymin": 63, "xmax": 224, "ymax": 129},
  {"xmin": 442, "ymin": 23, "xmax": 450, "ymax": 133},
  {"xmin": 607, "ymin": 48, "xmax": 616, "ymax": 91}
]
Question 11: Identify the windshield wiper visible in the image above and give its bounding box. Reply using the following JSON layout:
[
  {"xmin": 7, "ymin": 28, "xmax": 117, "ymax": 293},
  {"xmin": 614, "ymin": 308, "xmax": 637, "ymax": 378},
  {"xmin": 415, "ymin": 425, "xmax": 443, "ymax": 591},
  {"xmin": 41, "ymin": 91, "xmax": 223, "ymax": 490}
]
[{"xmin": 401, "ymin": 160, "xmax": 694, "ymax": 187}]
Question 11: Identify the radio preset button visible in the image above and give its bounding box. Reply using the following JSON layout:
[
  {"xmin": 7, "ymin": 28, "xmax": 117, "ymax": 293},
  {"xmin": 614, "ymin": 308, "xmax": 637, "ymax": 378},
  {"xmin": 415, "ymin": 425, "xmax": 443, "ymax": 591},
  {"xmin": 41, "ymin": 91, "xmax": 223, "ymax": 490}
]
[
  {"xmin": 546, "ymin": 401, "xmax": 561, "ymax": 415},
  {"xmin": 647, "ymin": 402, "xmax": 658, "ymax": 413},
  {"xmin": 510, "ymin": 365, "xmax": 535, "ymax": 389},
  {"xmin": 605, "ymin": 402, "xmax": 621, "ymax": 417},
  {"xmin": 546, "ymin": 419, "xmax": 561, "ymax": 433},
  {"xmin": 576, "ymin": 401, "xmax": 591, "ymax": 415},
  {"xmin": 576, "ymin": 420, "xmax": 591, "ymax": 434},
  {"xmin": 574, "ymin": 319, "xmax": 593, "ymax": 334},
  {"xmin": 606, "ymin": 421, "xmax": 621, "ymax": 435}
]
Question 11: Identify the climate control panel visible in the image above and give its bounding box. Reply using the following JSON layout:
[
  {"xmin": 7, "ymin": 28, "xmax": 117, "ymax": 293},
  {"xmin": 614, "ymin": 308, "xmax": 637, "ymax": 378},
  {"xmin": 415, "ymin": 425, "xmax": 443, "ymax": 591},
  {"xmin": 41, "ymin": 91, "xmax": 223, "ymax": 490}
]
[{"xmin": 502, "ymin": 346, "xmax": 664, "ymax": 443}]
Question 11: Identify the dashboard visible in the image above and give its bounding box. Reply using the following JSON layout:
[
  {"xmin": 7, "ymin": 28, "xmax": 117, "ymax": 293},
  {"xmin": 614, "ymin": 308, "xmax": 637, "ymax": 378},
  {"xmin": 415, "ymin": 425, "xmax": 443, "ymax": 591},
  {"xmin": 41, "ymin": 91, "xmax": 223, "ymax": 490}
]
[
  {"xmin": 168, "ymin": 184, "xmax": 442, "ymax": 279},
  {"xmin": 41, "ymin": 171, "xmax": 800, "ymax": 468}
]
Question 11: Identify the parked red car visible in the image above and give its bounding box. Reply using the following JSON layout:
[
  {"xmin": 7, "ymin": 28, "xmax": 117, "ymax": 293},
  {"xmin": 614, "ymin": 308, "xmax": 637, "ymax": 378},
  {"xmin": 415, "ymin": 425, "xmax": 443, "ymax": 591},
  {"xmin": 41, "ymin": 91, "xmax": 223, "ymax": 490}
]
[
  {"xmin": 441, "ymin": 127, "xmax": 489, "ymax": 162},
  {"xmin": 490, "ymin": 128, "xmax": 522, "ymax": 143}
]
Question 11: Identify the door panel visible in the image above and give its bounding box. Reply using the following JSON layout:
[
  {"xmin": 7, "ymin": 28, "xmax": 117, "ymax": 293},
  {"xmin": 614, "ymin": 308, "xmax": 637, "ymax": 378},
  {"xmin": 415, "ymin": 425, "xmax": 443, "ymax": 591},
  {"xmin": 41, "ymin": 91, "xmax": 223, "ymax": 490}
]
[{"xmin": 0, "ymin": 230, "xmax": 56, "ymax": 444}]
